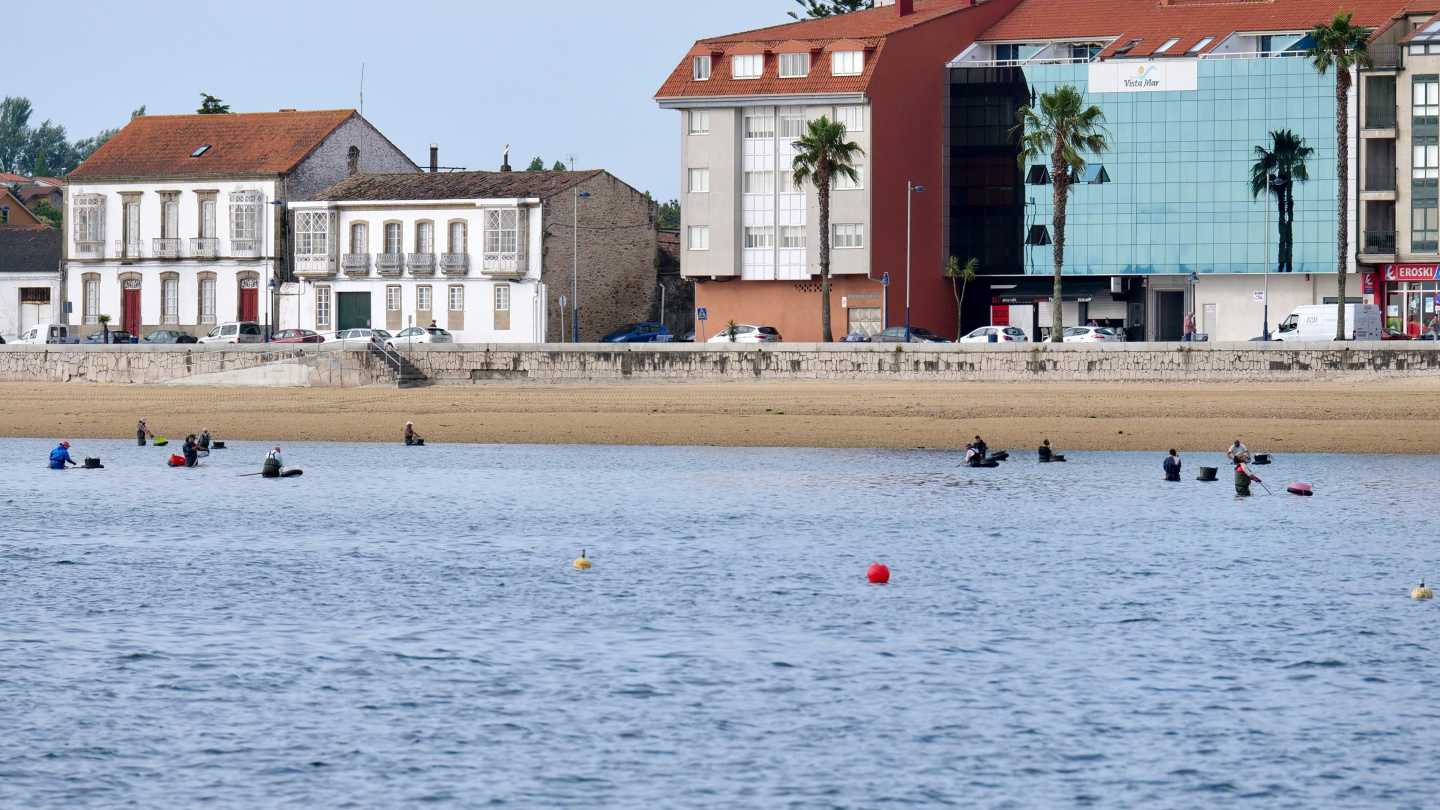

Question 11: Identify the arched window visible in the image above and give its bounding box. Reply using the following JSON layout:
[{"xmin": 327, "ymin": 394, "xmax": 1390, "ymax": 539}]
[{"xmin": 347, "ymin": 145, "xmax": 360, "ymax": 175}]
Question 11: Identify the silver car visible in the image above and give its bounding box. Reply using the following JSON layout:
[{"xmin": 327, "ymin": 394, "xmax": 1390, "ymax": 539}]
[{"xmin": 386, "ymin": 326, "xmax": 454, "ymax": 350}]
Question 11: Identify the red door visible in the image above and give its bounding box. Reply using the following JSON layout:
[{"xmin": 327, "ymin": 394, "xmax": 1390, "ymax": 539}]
[
  {"xmin": 240, "ymin": 287, "xmax": 258, "ymax": 322},
  {"xmin": 123, "ymin": 288, "xmax": 141, "ymax": 336}
]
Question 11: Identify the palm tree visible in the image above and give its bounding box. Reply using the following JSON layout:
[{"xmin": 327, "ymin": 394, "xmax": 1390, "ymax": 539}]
[
  {"xmin": 945, "ymin": 256, "xmax": 978, "ymax": 340},
  {"xmin": 793, "ymin": 116, "xmax": 864, "ymax": 342},
  {"xmin": 1308, "ymin": 11, "xmax": 1372, "ymax": 339},
  {"xmin": 1250, "ymin": 130, "xmax": 1313, "ymax": 273},
  {"xmin": 1013, "ymin": 85, "xmax": 1109, "ymax": 342},
  {"xmin": 97, "ymin": 314, "xmax": 110, "ymax": 344}
]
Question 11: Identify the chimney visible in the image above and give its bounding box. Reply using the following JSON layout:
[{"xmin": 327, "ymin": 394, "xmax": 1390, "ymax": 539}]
[
  {"xmin": 896, "ymin": 0, "xmax": 914, "ymax": 14},
  {"xmin": 429, "ymin": 144, "xmax": 439, "ymax": 173}
]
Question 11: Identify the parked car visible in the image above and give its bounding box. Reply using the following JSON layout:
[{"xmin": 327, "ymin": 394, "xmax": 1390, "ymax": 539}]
[
  {"xmin": 1062, "ymin": 326, "xmax": 1124, "ymax": 343},
  {"xmin": 959, "ymin": 326, "xmax": 1029, "ymax": 343},
  {"xmin": 199, "ymin": 322, "xmax": 265, "ymax": 345},
  {"xmin": 81, "ymin": 330, "xmax": 133, "ymax": 344},
  {"xmin": 1382, "ymin": 326, "xmax": 1414, "ymax": 341},
  {"xmin": 870, "ymin": 326, "xmax": 950, "ymax": 343},
  {"xmin": 270, "ymin": 329, "xmax": 326, "ymax": 344},
  {"xmin": 601, "ymin": 322, "xmax": 674, "ymax": 343},
  {"xmin": 706, "ymin": 324, "xmax": 782, "ymax": 343},
  {"xmin": 677, "ymin": 329, "xmax": 695, "ymax": 343},
  {"xmin": 143, "ymin": 330, "xmax": 198, "ymax": 344},
  {"xmin": 839, "ymin": 332, "xmax": 872, "ymax": 342},
  {"xmin": 330, "ymin": 328, "xmax": 393, "ymax": 348},
  {"xmin": 386, "ymin": 326, "xmax": 454, "ymax": 350},
  {"xmin": 13, "ymin": 323, "xmax": 77, "ymax": 344}
]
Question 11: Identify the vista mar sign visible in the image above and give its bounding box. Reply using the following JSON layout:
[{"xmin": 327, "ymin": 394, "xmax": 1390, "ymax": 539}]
[{"xmin": 1088, "ymin": 61, "xmax": 1199, "ymax": 93}]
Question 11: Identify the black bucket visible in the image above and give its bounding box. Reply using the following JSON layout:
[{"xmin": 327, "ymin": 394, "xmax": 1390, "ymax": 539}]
[
  {"xmin": 83, "ymin": 457, "xmax": 103, "ymax": 469},
  {"xmin": 1253, "ymin": 453, "xmax": 1270, "ymax": 465},
  {"xmin": 988, "ymin": 450, "xmax": 1008, "ymax": 462},
  {"xmin": 1198, "ymin": 466, "xmax": 1218, "ymax": 481},
  {"xmin": 212, "ymin": 441, "xmax": 226, "ymax": 450}
]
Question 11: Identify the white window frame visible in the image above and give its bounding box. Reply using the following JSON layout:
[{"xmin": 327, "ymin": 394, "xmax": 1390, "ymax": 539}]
[
  {"xmin": 316, "ymin": 285, "xmax": 331, "ymax": 327},
  {"xmin": 832, "ymin": 50, "xmax": 864, "ymax": 77},
  {"xmin": 833, "ymin": 105, "xmax": 865, "ymax": 133},
  {"xmin": 743, "ymin": 170, "xmax": 774, "ymax": 195},
  {"xmin": 779, "ymin": 52, "xmax": 810, "ymax": 78},
  {"xmin": 744, "ymin": 112, "xmax": 775, "ymax": 139},
  {"xmin": 448, "ymin": 221, "xmax": 466, "ymax": 254},
  {"xmin": 449, "ymin": 285, "xmax": 464, "ymax": 311},
  {"xmin": 228, "ymin": 190, "xmax": 263, "ymax": 254},
  {"xmin": 162, "ymin": 199, "xmax": 179, "ymax": 239},
  {"xmin": 162, "ymin": 277, "xmax": 179, "ymax": 324},
  {"xmin": 1416, "ymin": 78, "xmax": 1439, "ymax": 116},
  {"xmin": 689, "ymin": 168, "xmax": 710, "ymax": 193},
  {"xmin": 780, "ymin": 225, "xmax": 806, "ymax": 249},
  {"xmin": 386, "ymin": 285, "xmax": 401, "ymax": 312},
  {"xmin": 689, "ymin": 110, "xmax": 711, "ymax": 135},
  {"xmin": 687, "ymin": 225, "xmax": 710, "ymax": 251},
  {"xmin": 833, "ymin": 223, "xmax": 864, "ymax": 249},
  {"xmin": 835, "ymin": 165, "xmax": 864, "ymax": 191},
  {"xmin": 294, "ymin": 211, "xmax": 333, "ymax": 258},
  {"xmin": 693, "ymin": 55, "xmax": 711, "ymax": 81},
  {"xmin": 200, "ymin": 278, "xmax": 216, "ymax": 324},
  {"xmin": 1416, "ymin": 144, "xmax": 1439, "ymax": 180},
  {"xmin": 72, "ymin": 194, "xmax": 106, "ymax": 250},
  {"xmin": 744, "ymin": 226, "xmax": 775, "ymax": 249},
  {"xmin": 351, "ymin": 222, "xmax": 368, "ymax": 254},
  {"xmin": 732, "ymin": 53, "xmax": 763, "ymax": 80},
  {"xmin": 385, "ymin": 222, "xmax": 403, "ymax": 254},
  {"xmin": 482, "ymin": 208, "xmax": 529, "ymax": 273},
  {"xmin": 417, "ymin": 285, "xmax": 432, "ymax": 312},
  {"xmin": 779, "ymin": 114, "xmax": 806, "ymax": 140},
  {"xmin": 201, "ymin": 199, "xmax": 216, "ymax": 239},
  {"xmin": 85, "ymin": 279, "xmax": 100, "ymax": 323},
  {"xmin": 494, "ymin": 284, "xmax": 511, "ymax": 311}
]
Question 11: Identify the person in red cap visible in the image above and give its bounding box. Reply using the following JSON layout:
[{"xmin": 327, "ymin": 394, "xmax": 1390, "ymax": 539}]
[
  {"xmin": 262, "ymin": 446, "xmax": 285, "ymax": 478},
  {"xmin": 49, "ymin": 441, "xmax": 77, "ymax": 469}
]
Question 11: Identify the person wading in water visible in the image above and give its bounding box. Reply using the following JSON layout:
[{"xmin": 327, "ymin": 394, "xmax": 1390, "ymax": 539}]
[
  {"xmin": 182, "ymin": 435, "xmax": 200, "ymax": 468},
  {"xmin": 1039, "ymin": 439, "xmax": 1053, "ymax": 462},
  {"xmin": 198, "ymin": 428, "xmax": 212, "ymax": 451},
  {"xmin": 405, "ymin": 422, "xmax": 422, "ymax": 446},
  {"xmin": 262, "ymin": 446, "xmax": 285, "ymax": 478},
  {"xmin": 137, "ymin": 419, "xmax": 155, "ymax": 446},
  {"xmin": 1163, "ymin": 449, "xmax": 1182, "ymax": 482},
  {"xmin": 1234, "ymin": 454, "xmax": 1262, "ymax": 496}
]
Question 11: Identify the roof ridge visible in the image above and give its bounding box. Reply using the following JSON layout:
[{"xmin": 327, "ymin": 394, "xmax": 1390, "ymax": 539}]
[
  {"xmin": 133, "ymin": 109, "xmax": 357, "ymax": 119},
  {"xmin": 699, "ymin": 0, "xmax": 981, "ymax": 43}
]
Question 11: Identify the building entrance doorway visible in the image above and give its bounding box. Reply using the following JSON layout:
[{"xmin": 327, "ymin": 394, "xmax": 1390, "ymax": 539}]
[
  {"xmin": 337, "ymin": 292, "xmax": 372, "ymax": 330},
  {"xmin": 122, "ymin": 284, "xmax": 141, "ymax": 335},
  {"xmin": 1156, "ymin": 291, "xmax": 1185, "ymax": 341},
  {"xmin": 19, "ymin": 287, "xmax": 50, "ymax": 332},
  {"xmin": 239, "ymin": 280, "xmax": 259, "ymax": 322}
]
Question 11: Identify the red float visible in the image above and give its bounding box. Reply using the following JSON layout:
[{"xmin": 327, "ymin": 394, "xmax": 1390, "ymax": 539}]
[{"xmin": 867, "ymin": 563, "xmax": 890, "ymax": 584}]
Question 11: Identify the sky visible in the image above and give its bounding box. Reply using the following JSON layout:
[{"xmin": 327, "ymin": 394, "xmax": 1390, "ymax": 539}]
[{"xmin": 6, "ymin": 0, "xmax": 802, "ymax": 199}]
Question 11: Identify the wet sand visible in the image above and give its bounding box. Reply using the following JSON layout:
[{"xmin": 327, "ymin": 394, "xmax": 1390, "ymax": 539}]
[{"xmin": 0, "ymin": 379, "xmax": 1432, "ymax": 454}]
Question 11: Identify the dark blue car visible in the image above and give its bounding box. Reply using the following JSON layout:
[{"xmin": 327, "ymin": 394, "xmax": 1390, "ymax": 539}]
[{"xmin": 601, "ymin": 323, "xmax": 673, "ymax": 343}]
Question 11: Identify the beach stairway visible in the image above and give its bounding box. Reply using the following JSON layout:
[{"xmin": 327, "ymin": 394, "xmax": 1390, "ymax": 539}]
[{"xmin": 368, "ymin": 343, "xmax": 429, "ymax": 388}]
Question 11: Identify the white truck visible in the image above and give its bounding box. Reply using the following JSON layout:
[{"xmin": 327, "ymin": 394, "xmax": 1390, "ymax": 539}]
[{"xmin": 1274, "ymin": 304, "xmax": 1382, "ymax": 342}]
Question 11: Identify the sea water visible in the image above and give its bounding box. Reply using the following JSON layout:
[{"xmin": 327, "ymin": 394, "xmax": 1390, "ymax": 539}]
[{"xmin": 0, "ymin": 439, "xmax": 1436, "ymax": 808}]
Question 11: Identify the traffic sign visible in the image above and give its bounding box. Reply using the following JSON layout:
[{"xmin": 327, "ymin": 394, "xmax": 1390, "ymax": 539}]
[{"xmin": 696, "ymin": 307, "xmax": 708, "ymax": 321}]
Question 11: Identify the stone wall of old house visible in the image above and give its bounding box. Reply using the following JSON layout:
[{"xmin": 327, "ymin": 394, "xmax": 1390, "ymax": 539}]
[{"xmin": 540, "ymin": 173, "xmax": 659, "ymax": 342}]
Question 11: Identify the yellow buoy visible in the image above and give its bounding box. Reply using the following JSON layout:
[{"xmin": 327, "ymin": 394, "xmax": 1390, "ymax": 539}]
[
  {"xmin": 574, "ymin": 550, "xmax": 591, "ymax": 570},
  {"xmin": 1412, "ymin": 581, "xmax": 1433, "ymax": 600}
]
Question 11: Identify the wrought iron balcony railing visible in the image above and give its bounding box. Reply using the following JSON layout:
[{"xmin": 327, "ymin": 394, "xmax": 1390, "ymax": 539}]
[
  {"xmin": 342, "ymin": 253, "xmax": 371, "ymax": 276},
  {"xmin": 440, "ymin": 253, "xmax": 470, "ymax": 276},
  {"xmin": 191, "ymin": 237, "xmax": 219, "ymax": 259},
  {"xmin": 153, "ymin": 238, "xmax": 181, "ymax": 259},
  {"xmin": 376, "ymin": 253, "xmax": 405, "ymax": 276},
  {"xmin": 407, "ymin": 253, "xmax": 437, "ymax": 276},
  {"xmin": 1363, "ymin": 230, "xmax": 1397, "ymax": 254}
]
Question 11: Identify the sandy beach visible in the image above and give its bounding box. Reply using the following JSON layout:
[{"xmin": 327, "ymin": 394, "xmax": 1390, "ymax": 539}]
[{"xmin": 0, "ymin": 378, "xmax": 1434, "ymax": 454}]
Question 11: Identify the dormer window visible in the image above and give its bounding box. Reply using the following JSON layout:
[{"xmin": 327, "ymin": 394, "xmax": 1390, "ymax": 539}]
[
  {"xmin": 832, "ymin": 50, "xmax": 864, "ymax": 76},
  {"xmin": 190, "ymin": 145, "xmax": 211, "ymax": 158},
  {"xmin": 693, "ymin": 55, "xmax": 712, "ymax": 81},
  {"xmin": 1154, "ymin": 38, "xmax": 1181, "ymax": 54},
  {"xmin": 1187, "ymin": 37, "xmax": 1215, "ymax": 54},
  {"xmin": 732, "ymin": 54, "xmax": 763, "ymax": 80},
  {"xmin": 1113, "ymin": 39, "xmax": 1141, "ymax": 56},
  {"xmin": 779, "ymin": 52, "xmax": 810, "ymax": 78}
]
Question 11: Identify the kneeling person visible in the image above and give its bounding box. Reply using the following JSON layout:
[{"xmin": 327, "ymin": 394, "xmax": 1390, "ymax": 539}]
[{"xmin": 262, "ymin": 446, "xmax": 285, "ymax": 478}]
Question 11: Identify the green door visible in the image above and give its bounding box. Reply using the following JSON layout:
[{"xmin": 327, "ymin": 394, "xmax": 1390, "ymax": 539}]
[{"xmin": 336, "ymin": 292, "xmax": 371, "ymax": 331}]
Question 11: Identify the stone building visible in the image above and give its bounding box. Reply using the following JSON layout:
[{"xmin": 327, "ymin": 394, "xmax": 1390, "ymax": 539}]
[
  {"xmin": 61, "ymin": 109, "xmax": 417, "ymax": 338},
  {"xmin": 295, "ymin": 169, "xmax": 663, "ymax": 342},
  {"xmin": 0, "ymin": 228, "xmax": 62, "ymax": 339}
]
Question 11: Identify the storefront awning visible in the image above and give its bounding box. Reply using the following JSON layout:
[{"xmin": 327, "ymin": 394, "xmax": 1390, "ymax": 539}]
[{"xmin": 989, "ymin": 276, "xmax": 1115, "ymax": 304}]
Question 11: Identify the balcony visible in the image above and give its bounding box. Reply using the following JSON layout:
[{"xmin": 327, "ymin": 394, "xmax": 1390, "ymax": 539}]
[
  {"xmin": 232, "ymin": 239, "xmax": 262, "ymax": 258},
  {"xmin": 294, "ymin": 253, "xmax": 338, "ymax": 279},
  {"xmin": 117, "ymin": 240, "xmax": 143, "ymax": 260},
  {"xmin": 376, "ymin": 253, "xmax": 404, "ymax": 277},
  {"xmin": 407, "ymin": 253, "xmax": 436, "ymax": 276},
  {"xmin": 1363, "ymin": 167, "xmax": 1396, "ymax": 192},
  {"xmin": 153, "ymin": 238, "xmax": 181, "ymax": 259},
  {"xmin": 440, "ymin": 253, "xmax": 470, "ymax": 276},
  {"xmin": 482, "ymin": 253, "xmax": 527, "ymax": 277},
  {"xmin": 191, "ymin": 237, "xmax": 218, "ymax": 259},
  {"xmin": 1363, "ymin": 230, "xmax": 1397, "ymax": 255},
  {"xmin": 74, "ymin": 241, "xmax": 105, "ymax": 258},
  {"xmin": 342, "ymin": 253, "xmax": 371, "ymax": 276}
]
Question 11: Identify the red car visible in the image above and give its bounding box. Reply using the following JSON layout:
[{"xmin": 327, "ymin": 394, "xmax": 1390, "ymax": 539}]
[{"xmin": 269, "ymin": 329, "xmax": 325, "ymax": 344}]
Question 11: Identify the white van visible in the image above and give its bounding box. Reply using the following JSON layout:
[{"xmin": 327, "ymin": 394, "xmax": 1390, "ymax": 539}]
[
  {"xmin": 12, "ymin": 323, "xmax": 76, "ymax": 345},
  {"xmin": 198, "ymin": 322, "xmax": 265, "ymax": 345},
  {"xmin": 1274, "ymin": 304, "xmax": 1382, "ymax": 342}
]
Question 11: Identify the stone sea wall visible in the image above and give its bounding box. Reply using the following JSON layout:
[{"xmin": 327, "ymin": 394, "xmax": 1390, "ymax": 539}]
[{"xmin": 4, "ymin": 342, "xmax": 1440, "ymax": 386}]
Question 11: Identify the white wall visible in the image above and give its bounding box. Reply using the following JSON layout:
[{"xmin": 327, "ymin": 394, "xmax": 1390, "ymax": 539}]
[
  {"xmin": 1194, "ymin": 272, "xmax": 1342, "ymax": 341},
  {"xmin": 0, "ymin": 276, "xmax": 61, "ymax": 340}
]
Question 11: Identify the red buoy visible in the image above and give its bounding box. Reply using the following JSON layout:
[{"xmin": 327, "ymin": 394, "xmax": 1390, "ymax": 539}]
[
  {"xmin": 1287, "ymin": 482, "xmax": 1314, "ymax": 496},
  {"xmin": 867, "ymin": 563, "xmax": 890, "ymax": 584}
]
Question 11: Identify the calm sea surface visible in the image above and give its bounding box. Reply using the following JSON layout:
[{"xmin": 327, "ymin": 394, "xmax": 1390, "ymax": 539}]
[{"xmin": 1, "ymin": 439, "xmax": 1436, "ymax": 808}]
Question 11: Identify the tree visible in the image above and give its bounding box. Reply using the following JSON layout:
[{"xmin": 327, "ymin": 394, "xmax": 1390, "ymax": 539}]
[
  {"xmin": 97, "ymin": 314, "xmax": 111, "ymax": 345},
  {"xmin": 1250, "ymin": 130, "xmax": 1313, "ymax": 274},
  {"xmin": 72, "ymin": 106, "xmax": 145, "ymax": 167},
  {"xmin": 1013, "ymin": 85, "xmax": 1109, "ymax": 342},
  {"xmin": 1308, "ymin": 11, "xmax": 1371, "ymax": 340},
  {"xmin": 658, "ymin": 198, "xmax": 680, "ymax": 230},
  {"xmin": 197, "ymin": 94, "xmax": 231, "ymax": 114},
  {"xmin": 31, "ymin": 152, "xmax": 51, "ymax": 178},
  {"xmin": 20, "ymin": 121, "xmax": 69, "ymax": 176},
  {"xmin": 29, "ymin": 199, "xmax": 62, "ymax": 228},
  {"xmin": 526, "ymin": 157, "xmax": 546, "ymax": 171},
  {"xmin": 0, "ymin": 96, "xmax": 33, "ymax": 173},
  {"xmin": 945, "ymin": 256, "xmax": 978, "ymax": 340},
  {"xmin": 792, "ymin": 116, "xmax": 864, "ymax": 342},
  {"xmin": 551, "ymin": 160, "xmax": 568, "ymax": 171},
  {"xmin": 788, "ymin": 0, "xmax": 870, "ymax": 19}
]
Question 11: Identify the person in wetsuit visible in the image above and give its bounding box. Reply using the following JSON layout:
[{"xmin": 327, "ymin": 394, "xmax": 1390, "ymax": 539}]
[
  {"xmin": 1163, "ymin": 449, "xmax": 1181, "ymax": 482},
  {"xmin": 1039, "ymin": 439, "xmax": 1053, "ymax": 462},
  {"xmin": 262, "ymin": 446, "xmax": 285, "ymax": 478},
  {"xmin": 182, "ymin": 435, "xmax": 199, "ymax": 467},
  {"xmin": 1234, "ymin": 459, "xmax": 1262, "ymax": 496},
  {"xmin": 198, "ymin": 428, "xmax": 211, "ymax": 451}
]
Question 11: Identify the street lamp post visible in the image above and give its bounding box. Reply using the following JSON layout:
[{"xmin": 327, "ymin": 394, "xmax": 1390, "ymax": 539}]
[
  {"xmin": 573, "ymin": 189, "xmax": 591, "ymax": 343},
  {"xmin": 905, "ymin": 182, "xmax": 925, "ymax": 342}
]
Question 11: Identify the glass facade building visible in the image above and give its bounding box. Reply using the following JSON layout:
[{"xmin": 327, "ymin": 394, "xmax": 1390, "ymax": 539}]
[{"xmin": 1016, "ymin": 57, "xmax": 1339, "ymax": 276}]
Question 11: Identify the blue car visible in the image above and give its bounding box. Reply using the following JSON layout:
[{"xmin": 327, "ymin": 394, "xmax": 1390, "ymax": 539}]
[{"xmin": 601, "ymin": 322, "xmax": 673, "ymax": 343}]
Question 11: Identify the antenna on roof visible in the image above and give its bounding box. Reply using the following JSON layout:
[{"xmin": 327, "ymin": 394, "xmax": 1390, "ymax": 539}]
[
  {"xmin": 359, "ymin": 63, "xmax": 365, "ymax": 116},
  {"xmin": 567, "ymin": 154, "xmax": 578, "ymax": 171}
]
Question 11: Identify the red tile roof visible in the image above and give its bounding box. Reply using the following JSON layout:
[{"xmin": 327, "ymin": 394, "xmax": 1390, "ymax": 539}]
[
  {"xmin": 0, "ymin": 172, "xmax": 30, "ymax": 184},
  {"xmin": 656, "ymin": 0, "xmax": 1000, "ymax": 99},
  {"xmin": 979, "ymin": 0, "xmax": 1425, "ymax": 56},
  {"xmin": 68, "ymin": 109, "xmax": 357, "ymax": 180}
]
